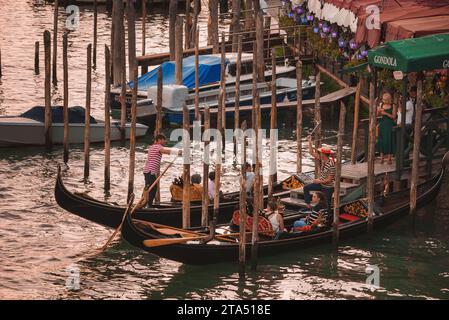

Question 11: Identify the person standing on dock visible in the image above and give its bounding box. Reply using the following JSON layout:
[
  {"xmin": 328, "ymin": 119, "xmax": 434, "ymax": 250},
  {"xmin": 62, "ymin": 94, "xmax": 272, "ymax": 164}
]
[
  {"xmin": 144, "ymin": 133, "xmax": 182, "ymax": 207},
  {"xmin": 377, "ymin": 92, "xmax": 397, "ymax": 165},
  {"xmin": 304, "ymin": 136, "xmax": 336, "ymax": 211}
]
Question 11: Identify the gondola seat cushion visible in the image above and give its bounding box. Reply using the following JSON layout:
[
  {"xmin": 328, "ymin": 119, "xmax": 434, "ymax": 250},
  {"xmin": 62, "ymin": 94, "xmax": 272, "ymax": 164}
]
[
  {"xmin": 339, "ymin": 213, "xmax": 361, "ymax": 222},
  {"xmin": 231, "ymin": 210, "xmax": 273, "ymax": 234}
]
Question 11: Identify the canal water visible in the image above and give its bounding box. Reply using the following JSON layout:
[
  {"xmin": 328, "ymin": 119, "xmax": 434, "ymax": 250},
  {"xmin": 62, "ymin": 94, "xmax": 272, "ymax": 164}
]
[{"xmin": 0, "ymin": 1, "xmax": 448, "ymax": 299}]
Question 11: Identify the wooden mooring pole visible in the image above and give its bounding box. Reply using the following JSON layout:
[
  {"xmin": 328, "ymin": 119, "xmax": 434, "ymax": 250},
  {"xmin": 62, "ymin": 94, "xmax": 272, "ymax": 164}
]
[
  {"xmin": 93, "ymin": 0, "xmax": 98, "ymax": 68},
  {"xmin": 169, "ymin": 0, "xmax": 177, "ymax": 60},
  {"xmin": 210, "ymin": 0, "xmax": 219, "ymax": 53},
  {"xmin": 52, "ymin": 0, "xmax": 58, "ymax": 85},
  {"xmin": 63, "ymin": 33, "xmax": 69, "ymax": 164},
  {"xmin": 351, "ymin": 80, "xmax": 362, "ymax": 164},
  {"xmin": 84, "ymin": 44, "xmax": 92, "ymax": 180},
  {"xmin": 44, "ymin": 30, "xmax": 52, "ymax": 150},
  {"xmin": 410, "ymin": 72, "xmax": 424, "ymax": 216},
  {"xmin": 256, "ymin": 11, "xmax": 264, "ymax": 82},
  {"xmin": 201, "ymin": 106, "xmax": 211, "ymax": 227},
  {"xmin": 112, "ymin": 0, "xmax": 125, "ymax": 85},
  {"xmin": 296, "ymin": 60, "xmax": 303, "ymax": 174},
  {"xmin": 175, "ymin": 15, "xmax": 183, "ymax": 85},
  {"xmin": 367, "ymin": 69, "xmax": 377, "ymax": 232},
  {"xmin": 239, "ymin": 120, "xmax": 248, "ymax": 278},
  {"xmin": 128, "ymin": 63, "xmax": 138, "ymax": 202},
  {"xmin": 142, "ymin": 0, "xmax": 147, "ymax": 74},
  {"xmin": 104, "ymin": 45, "xmax": 112, "ymax": 191},
  {"xmin": 333, "ymin": 100, "xmax": 346, "ymax": 245},
  {"xmin": 185, "ymin": 0, "xmax": 191, "ymax": 50},
  {"xmin": 194, "ymin": 29, "xmax": 200, "ymax": 121},
  {"xmin": 0, "ymin": 46, "xmax": 2, "ymax": 78},
  {"xmin": 34, "ymin": 41, "xmax": 39, "ymax": 75},
  {"xmin": 220, "ymin": 32, "xmax": 226, "ymax": 131},
  {"xmin": 127, "ymin": 0, "xmax": 137, "ymax": 84},
  {"xmin": 183, "ymin": 104, "xmax": 191, "ymax": 228},
  {"xmin": 268, "ymin": 49, "xmax": 277, "ymax": 197},
  {"xmin": 154, "ymin": 68, "xmax": 163, "ymax": 204},
  {"xmin": 251, "ymin": 93, "xmax": 261, "ymax": 271},
  {"xmin": 233, "ymin": 36, "xmax": 242, "ymax": 155},
  {"xmin": 314, "ymin": 71, "xmax": 321, "ymax": 178}
]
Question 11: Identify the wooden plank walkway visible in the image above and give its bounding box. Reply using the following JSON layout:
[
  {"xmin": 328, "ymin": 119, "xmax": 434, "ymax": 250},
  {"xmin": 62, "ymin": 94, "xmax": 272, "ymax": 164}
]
[{"xmin": 207, "ymin": 87, "xmax": 356, "ymax": 114}]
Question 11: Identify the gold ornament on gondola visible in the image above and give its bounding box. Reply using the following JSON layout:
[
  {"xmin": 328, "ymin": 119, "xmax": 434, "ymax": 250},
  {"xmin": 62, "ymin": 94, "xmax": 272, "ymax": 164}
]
[
  {"xmin": 342, "ymin": 201, "xmax": 368, "ymax": 218},
  {"xmin": 282, "ymin": 176, "xmax": 305, "ymax": 190}
]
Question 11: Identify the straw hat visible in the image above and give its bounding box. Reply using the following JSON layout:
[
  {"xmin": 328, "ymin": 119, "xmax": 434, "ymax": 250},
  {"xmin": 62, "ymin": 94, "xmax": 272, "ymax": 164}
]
[{"xmin": 317, "ymin": 146, "xmax": 335, "ymax": 154}]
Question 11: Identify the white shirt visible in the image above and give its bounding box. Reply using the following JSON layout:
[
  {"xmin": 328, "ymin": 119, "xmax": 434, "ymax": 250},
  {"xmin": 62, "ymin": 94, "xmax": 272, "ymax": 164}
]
[
  {"xmin": 245, "ymin": 172, "xmax": 255, "ymax": 193},
  {"xmin": 397, "ymin": 99, "xmax": 414, "ymax": 125},
  {"xmin": 208, "ymin": 179, "xmax": 215, "ymax": 199}
]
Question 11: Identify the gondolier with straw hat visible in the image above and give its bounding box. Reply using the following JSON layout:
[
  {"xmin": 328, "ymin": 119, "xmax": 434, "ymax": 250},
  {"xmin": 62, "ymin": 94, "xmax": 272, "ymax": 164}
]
[
  {"xmin": 144, "ymin": 133, "xmax": 182, "ymax": 207},
  {"xmin": 304, "ymin": 132, "xmax": 336, "ymax": 213}
]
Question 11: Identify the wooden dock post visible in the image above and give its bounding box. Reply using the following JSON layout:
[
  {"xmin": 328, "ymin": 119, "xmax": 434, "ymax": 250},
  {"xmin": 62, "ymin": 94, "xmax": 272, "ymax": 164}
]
[
  {"xmin": 256, "ymin": 11, "xmax": 264, "ymax": 82},
  {"xmin": 231, "ymin": 0, "xmax": 241, "ymax": 52},
  {"xmin": 127, "ymin": 0, "xmax": 137, "ymax": 84},
  {"xmin": 239, "ymin": 120, "xmax": 248, "ymax": 278},
  {"xmin": 210, "ymin": 0, "xmax": 219, "ymax": 53},
  {"xmin": 112, "ymin": 0, "xmax": 125, "ymax": 85},
  {"xmin": 154, "ymin": 68, "xmax": 163, "ymax": 204},
  {"xmin": 175, "ymin": 15, "xmax": 184, "ymax": 85},
  {"xmin": 220, "ymin": 32, "xmax": 226, "ymax": 131},
  {"xmin": 191, "ymin": 0, "xmax": 200, "ymax": 49},
  {"xmin": 52, "ymin": 0, "xmax": 58, "ymax": 85},
  {"xmin": 44, "ymin": 30, "xmax": 52, "ymax": 150},
  {"xmin": 184, "ymin": 0, "xmax": 191, "ymax": 50},
  {"xmin": 128, "ymin": 63, "xmax": 138, "ymax": 202},
  {"xmin": 210, "ymin": 86, "xmax": 223, "ymax": 238},
  {"xmin": 314, "ymin": 71, "xmax": 321, "ymax": 177},
  {"xmin": 333, "ymin": 100, "xmax": 346, "ymax": 245},
  {"xmin": 93, "ymin": 0, "xmax": 98, "ymax": 68},
  {"xmin": 169, "ymin": 0, "xmax": 177, "ymax": 60},
  {"xmin": 120, "ymin": 69, "xmax": 126, "ymax": 143},
  {"xmin": 410, "ymin": 72, "xmax": 424, "ymax": 216},
  {"xmin": 194, "ymin": 29, "xmax": 200, "ymax": 121},
  {"xmin": 84, "ymin": 44, "xmax": 92, "ymax": 180},
  {"xmin": 251, "ymin": 93, "xmax": 261, "ymax": 271},
  {"xmin": 141, "ymin": 0, "xmax": 148, "ymax": 74},
  {"xmin": 244, "ymin": 0, "xmax": 254, "ymax": 38},
  {"xmin": 268, "ymin": 49, "xmax": 277, "ymax": 197},
  {"xmin": 104, "ymin": 45, "xmax": 112, "ymax": 191},
  {"xmin": 201, "ymin": 106, "xmax": 211, "ymax": 227},
  {"xmin": 233, "ymin": 36, "xmax": 242, "ymax": 155},
  {"xmin": 350, "ymin": 80, "xmax": 362, "ymax": 164},
  {"xmin": 0, "ymin": 47, "xmax": 2, "ymax": 78},
  {"xmin": 34, "ymin": 41, "xmax": 39, "ymax": 75},
  {"xmin": 367, "ymin": 69, "xmax": 377, "ymax": 232},
  {"xmin": 296, "ymin": 60, "xmax": 303, "ymax": 174},
  {"xmin": 62, "ymin": 33, "xmax": 69, "ymax": 164},
  {"xmin": 182, "ymin": 104, "xmax": 191, "ymax": 228}
]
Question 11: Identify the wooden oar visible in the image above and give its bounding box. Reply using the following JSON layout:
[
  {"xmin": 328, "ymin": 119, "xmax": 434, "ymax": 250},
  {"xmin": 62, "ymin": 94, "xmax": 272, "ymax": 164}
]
[
  {"xmin": 142, "ymin": 230, "xmax": 276, "ymax": 248},
  {"xmin": 99, "ymin": 154, "xmax": 179, "ymax": 251}
]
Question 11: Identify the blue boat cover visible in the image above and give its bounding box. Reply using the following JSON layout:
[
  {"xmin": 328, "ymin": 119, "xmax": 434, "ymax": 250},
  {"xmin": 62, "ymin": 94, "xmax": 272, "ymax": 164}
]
[
  {"xmin": 129, "ymin": 55, "xmax": 226, "ymax": 91},
  {"xmin": 20, "ymin": 106, "xmax": 97, "ymax": 124}
]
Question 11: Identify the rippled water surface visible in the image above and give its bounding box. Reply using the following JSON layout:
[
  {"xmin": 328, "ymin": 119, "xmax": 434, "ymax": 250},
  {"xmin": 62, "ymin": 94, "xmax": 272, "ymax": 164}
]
[{"xmin": 1, "ymin": 1, "xmax": 449, "ymax": 300}]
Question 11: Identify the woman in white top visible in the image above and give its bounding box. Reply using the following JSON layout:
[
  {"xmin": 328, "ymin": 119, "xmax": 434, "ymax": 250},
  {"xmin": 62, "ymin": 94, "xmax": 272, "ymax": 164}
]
[{"xmin": 265, "ymin": 198, "xmax": 286, "ymax": 239}]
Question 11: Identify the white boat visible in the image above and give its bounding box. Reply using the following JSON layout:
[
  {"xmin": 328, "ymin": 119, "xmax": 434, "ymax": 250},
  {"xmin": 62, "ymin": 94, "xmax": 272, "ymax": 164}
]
[{"xmin": 0, "ymin": 106, "xmax": 148, "ymax": 147}]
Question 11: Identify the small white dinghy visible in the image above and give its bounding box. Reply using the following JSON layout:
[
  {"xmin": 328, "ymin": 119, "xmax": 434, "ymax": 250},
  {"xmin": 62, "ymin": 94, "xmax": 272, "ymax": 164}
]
[{"xmin": 0, "ymin": 106, "xmax": 149, "ymax": 147}]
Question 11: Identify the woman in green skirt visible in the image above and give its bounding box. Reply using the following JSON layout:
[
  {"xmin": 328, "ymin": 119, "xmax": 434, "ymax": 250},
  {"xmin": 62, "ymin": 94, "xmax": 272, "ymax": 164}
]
[{"xmin": 377, "ymin": 92, "xmax": 397, "ymax": 164}]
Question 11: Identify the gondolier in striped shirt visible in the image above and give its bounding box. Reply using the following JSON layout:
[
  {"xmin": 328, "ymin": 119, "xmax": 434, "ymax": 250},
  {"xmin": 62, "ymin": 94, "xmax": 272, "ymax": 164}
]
[
  {"xmin": 304, "ymin": 136, "xmax": 336, "ymax": 211},
  {"xmin": 144, "ymin": 133, "xmax": 182, "ymax": 207}
]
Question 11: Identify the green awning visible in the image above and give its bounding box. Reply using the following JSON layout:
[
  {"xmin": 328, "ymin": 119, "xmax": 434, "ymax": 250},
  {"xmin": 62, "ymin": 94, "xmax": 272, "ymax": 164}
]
[{"xmin": 368, "ymin": 34, "xmax": 449, "ymax": 72}]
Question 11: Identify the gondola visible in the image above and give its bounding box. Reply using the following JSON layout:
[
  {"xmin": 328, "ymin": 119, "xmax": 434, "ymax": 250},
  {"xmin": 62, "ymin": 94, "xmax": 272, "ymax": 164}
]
[
  {"xmin": 120, "ymin": 158, "xmax": 446, "ymax": 265},
  {"xmin": 54, "ymin": 166, "xmax": 300, "ymax": 229}
]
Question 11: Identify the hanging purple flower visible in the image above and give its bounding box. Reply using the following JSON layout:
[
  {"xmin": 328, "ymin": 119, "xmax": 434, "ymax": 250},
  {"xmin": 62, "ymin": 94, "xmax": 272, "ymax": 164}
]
[
  {"xmin": 356, "ymin": 54, "xmax": 363, "ymax": 60},
  {"xmin": 331, "ymin": 31, "xmax": 338, "ymax": 38},
  {"xmin": 349, "ymin": 39, "xmax": 358, "ymax": 50},
  {"xmin": 297, "ymin": 7, "xmax": 304, "ymax": 15},
  {"xmin": 338, "ymin": 38, "xmax": 346, "ymax": 48},
  {"xmin": 301, "ymin": 15, "xmax": 308, "ymax": 24},
  {"xmin": 322, "ymin": 25, "xmax": 330, "ymax": 33},
  {"xmin": 307, "ymin": 13, "xmax": 314, "ymax": 21},
  {"xmin": 288, "ymin": 12, "xmax": 295, "ymax": 18},
  {"xmin": 313, "ymin": 26, "xmax": 320, "ymax": 33},
  {"xmin": 318, "ymin": 21, "xmax": 324, "ymax": 29},
  {"xmin": 320, "ymin": 32, "xmax": 327, "ymax": 39},
  {"xmin": 361, "ymin": 49, "xmax": 369, "ymax": 57}
]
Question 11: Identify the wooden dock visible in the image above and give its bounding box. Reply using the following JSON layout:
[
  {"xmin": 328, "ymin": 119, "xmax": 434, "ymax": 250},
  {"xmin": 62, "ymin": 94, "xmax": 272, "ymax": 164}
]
[{"xmin": 207, "ymin": 87, "xmax": 356, "ymax": 114}]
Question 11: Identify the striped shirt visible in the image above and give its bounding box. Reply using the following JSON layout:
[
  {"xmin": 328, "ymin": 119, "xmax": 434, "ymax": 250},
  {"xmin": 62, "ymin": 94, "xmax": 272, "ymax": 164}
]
[
  {"xmin": 320, "ymin": 159, "xmax": 336, "ymax": 187},
  {"xmin": 144, "ymin": 143, "xmax": 163, "ymax": 174},
  {"xmin": 309, "ymin": 209, "xmax": 329, "ymax": 226}
]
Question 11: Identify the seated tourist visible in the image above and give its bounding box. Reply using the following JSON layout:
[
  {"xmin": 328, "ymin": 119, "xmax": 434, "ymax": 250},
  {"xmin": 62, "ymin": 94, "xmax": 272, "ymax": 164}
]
[
  {"xmin": 265, "ymin": 198, "xmax": 286, "ymax": 239},
  {"xmin": 293, "ymin": 191, "xmax": 329, "ymax": 232}
]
